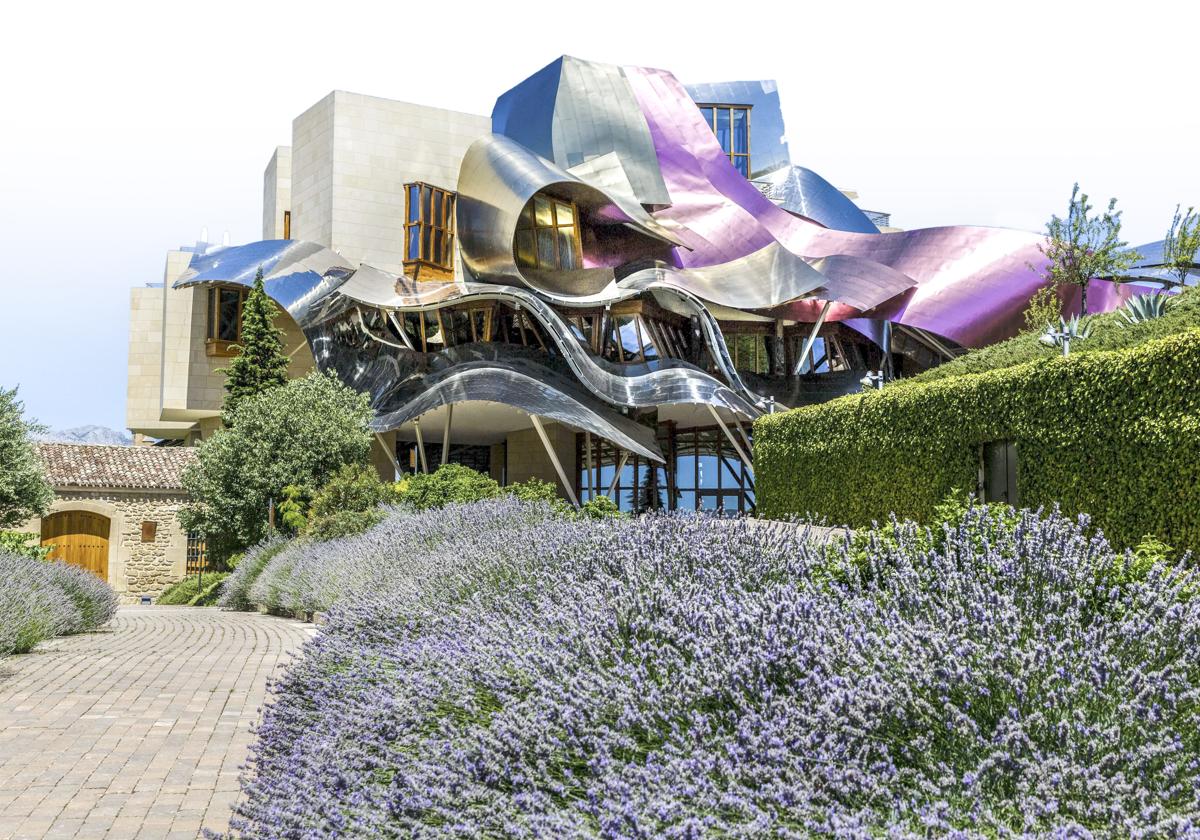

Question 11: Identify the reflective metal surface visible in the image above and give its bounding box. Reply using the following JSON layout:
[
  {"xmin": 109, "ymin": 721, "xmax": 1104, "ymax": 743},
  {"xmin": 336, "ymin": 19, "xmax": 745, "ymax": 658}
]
[{"xmin": 756, "ymin": 166, "xmax": 880, "ymax": 234}]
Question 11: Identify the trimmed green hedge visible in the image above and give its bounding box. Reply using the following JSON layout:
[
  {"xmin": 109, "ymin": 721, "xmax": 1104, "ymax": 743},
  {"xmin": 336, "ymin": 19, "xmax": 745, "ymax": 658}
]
[{"xmin": 755, "ymin": 328, "xmax": 1200, "ymax": 552}]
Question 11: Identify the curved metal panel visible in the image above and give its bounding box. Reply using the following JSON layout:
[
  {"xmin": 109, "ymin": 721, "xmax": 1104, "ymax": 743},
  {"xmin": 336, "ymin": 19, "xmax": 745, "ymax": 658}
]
[
  {"xmin": 456, "ymin": 133, "xmax": 683, "ymax": 296},
  {"xmin": 493, "ymin": 56, "xmax": 670, "ymax": 207},
  {"xmin": 758, "ymin": 166, "xmax": 880, "ymax": 234}
]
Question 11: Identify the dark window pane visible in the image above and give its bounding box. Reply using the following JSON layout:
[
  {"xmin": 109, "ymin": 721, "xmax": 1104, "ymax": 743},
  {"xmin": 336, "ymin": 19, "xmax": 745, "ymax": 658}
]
[
  {"xmin": 432, "ymin": 190, "xmax": 443, "ymax": 227},
  {"xmin": 446, "ymin": 196, "xmax": 456, "ymax": 231},
  {"xmin": 207, "ymin": 288, "xmax": 216, "ymax": 339},
  {"xmin": 715, "ymin": 108, "xmax": 731, "ymax": 154},
  {"xmin": 733, "ymin": 108, "xmax": 748, "ymax": 154},
  {"xmin": 422, "ymin": 186, "xmax": 432, "ymax": 223},
  {"xmin": 433, "ymin": 230, "xmax": 444, "ymax": 266},
  {"xmin": 218, "ymin": 289, "xmax": 240, "ymax": 342},
  {"xmin": 422, "ymin": 227, "xmax": 432, "ymax": 261},
  {"xmin": 617, "ymin": 315, "xmax": 640, "ymax": 357},
  {"xmin": 537, "ymin": 228, "xmax": 555, "ymax": 268},
  {"xmin": 406, "ymin": 226, "xmax": 419, "ymax": 261},
  {"xmin": 734, "ymin": 156, "xmax": 749, "ymax": 177},
  {"xmin": 699, "ymin": 106, "xmax": 714, "ymax": 129}
]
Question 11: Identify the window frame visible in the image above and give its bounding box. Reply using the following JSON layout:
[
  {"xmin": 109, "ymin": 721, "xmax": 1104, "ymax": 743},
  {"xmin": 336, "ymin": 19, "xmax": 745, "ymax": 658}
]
[
  {"xmin": 696, "ymin": 103, "xmax": 752, "ymax": 178},
  {"xmin": 403, "ymin": 182, "xmax": 457, "ymax": 277},
  {"xmin": 205, "ymin": 285, "xmax": 248, "ymax": 357},
  {"xmin": 514, "ymin": 194, "xmax": 583, "ymax": 272}
]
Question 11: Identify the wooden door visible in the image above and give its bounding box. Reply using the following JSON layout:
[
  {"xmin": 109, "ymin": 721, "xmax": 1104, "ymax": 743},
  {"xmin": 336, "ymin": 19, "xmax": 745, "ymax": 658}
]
[{"xmin": 41, "ymin": 511, "xmax": 110, "ymax": 580}]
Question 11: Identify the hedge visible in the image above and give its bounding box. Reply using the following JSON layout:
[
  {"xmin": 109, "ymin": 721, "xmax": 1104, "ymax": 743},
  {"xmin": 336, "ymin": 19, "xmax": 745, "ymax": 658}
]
[{"xmin": 755, "ymin": 328, "xmax": 1200, "ymax": 552}]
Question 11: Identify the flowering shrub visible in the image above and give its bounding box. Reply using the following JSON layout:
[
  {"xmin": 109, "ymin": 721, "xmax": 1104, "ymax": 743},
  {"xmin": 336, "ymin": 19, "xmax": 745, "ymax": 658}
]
[
  {"xmin": 244, "ymin": 500, "xmax": 558, "ymax": 615},
  {"xmin": 228, "ymin": 502, "xmax": 1200, "ymax": 837},
  {"xmin": 218, "ymin": 536, "xmax": 288, "ymax": 611},
  {"xmin": 0, "ymin": 549, "xmax": 119, "ymax": 657}
]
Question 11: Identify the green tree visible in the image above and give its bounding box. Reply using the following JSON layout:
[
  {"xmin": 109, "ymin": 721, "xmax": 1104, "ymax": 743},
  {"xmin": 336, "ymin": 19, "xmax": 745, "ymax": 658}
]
[
  {"xmin": 1035, "ymin": 184, "xmax": 1141, "ymax": 316},
  {"xmin": 0, "ymin": 386, "xmax": 54, "ymax": 529},
  {"xmin": 221, "ymin": 268, "xmax": 289, "ymax": 421},
  {"xmin": 1163, "ymin": 204, "xmax": 1200, "ymax": 288},
  {"xmin": 180, "ymin": 371, "xmax": 373, "ymax": 562}
]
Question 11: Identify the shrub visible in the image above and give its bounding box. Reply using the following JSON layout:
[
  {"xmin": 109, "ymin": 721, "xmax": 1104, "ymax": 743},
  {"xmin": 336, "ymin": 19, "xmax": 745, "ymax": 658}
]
[
  {"xmin": 579, "ymin": 494, "xmax": 623, "ymax": 519},
  {"xmin": 0, "ymin": 529, "xmax": 51, "ymax": 560},
  {"xmin": 755, "ymin": 329, "xmax": 1200, "ymax": 552},
  {"xmin": 395, "ymin": 463, "xmax": 501, "ymax": 511},
  {"xmin": 228, "ymin": 506, "xmax": 1200, "ymax": 837},
  {"xmin": 305, "ymin": 463, "xmax": 399, "ymax": 541},
  {"xmin": 507, "ymin": 476, "xmax": 572, "ymax": 515},
  {"xmin": 0, "ymin": 550, "xmax": 118, "ymax": 657},
  {"xmin": 156, "ymin": 573, "xmax": 230, "ymax": 606},
  {"xmin": 245, "ymin": 499, "xmax": 555, "ymax": 615},
  {"xmin": 180, "ymin": 371, "xmax": 373, "ymax": 562},
  {"xmin": 219, "ymin": 536, "xmax": 288, "ymax": 611}
]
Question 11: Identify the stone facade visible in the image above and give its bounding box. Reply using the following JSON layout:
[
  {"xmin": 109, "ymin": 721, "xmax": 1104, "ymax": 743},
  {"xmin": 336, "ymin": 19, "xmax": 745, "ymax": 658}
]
[{"xmin": 23, "ymin": 490, "xmax": 189, "ymax": 603}]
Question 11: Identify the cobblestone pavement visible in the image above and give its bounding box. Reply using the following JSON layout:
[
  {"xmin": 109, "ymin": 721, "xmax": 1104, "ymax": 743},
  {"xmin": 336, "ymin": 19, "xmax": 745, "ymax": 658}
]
[{"xmin": 0, "ymin": 607, "xmax": 315, "ymax": 839}]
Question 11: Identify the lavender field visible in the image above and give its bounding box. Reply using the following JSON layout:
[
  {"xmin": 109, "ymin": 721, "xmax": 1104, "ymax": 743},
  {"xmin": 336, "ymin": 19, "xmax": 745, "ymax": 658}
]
[
  {"xmin": 0, "ymin": 549, "xmax": 120, "ymax": 658},
  {"xmin": 226, "ymin": 500, "xmax": 1200, "ymax": 838}
]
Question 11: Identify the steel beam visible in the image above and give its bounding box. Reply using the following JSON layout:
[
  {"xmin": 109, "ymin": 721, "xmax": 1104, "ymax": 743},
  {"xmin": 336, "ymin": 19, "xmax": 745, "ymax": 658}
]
[
  {"xmin": 530, "ymin": 414, "xmax": 580, "ymax": 508},
  {"xmin": 441, "ymin": 405, "xmax": 454, "ymax": 466},
  {"xmin": 413, "ymin": 419, "xmax": 429, "ymax": 474},
  {"xmin": 708, "ymin": 404, "xmax": 754, "ymax": 473},
  {"xmin": 793, "ymin": 300, "xmax": 833, "ymax": 375}
]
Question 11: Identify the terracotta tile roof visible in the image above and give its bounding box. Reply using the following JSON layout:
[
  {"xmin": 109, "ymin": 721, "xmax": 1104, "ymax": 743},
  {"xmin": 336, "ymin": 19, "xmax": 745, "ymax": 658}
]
[{"xmin": 36, "ymin": 443, "xmax": 196, "ymax": 492}]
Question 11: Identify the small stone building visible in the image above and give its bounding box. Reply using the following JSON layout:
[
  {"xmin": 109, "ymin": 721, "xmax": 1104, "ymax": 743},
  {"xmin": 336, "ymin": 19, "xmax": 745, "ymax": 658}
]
[{"xmin": 21, "ymin": 443, "xmax": 198, "ymax": 603}]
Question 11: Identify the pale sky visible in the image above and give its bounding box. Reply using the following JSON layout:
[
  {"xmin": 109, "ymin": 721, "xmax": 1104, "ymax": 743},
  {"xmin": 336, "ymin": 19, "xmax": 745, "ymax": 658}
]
[{"xmin": 2, "ymin": 0, "xmax": 1197, "ymax": 431}]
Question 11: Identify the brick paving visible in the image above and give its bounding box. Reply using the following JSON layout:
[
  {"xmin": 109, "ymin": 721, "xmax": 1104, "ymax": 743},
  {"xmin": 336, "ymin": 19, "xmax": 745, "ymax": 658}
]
[{"xmin": 0, "ymin": 607, "xmax": 314, "ymax": 839}]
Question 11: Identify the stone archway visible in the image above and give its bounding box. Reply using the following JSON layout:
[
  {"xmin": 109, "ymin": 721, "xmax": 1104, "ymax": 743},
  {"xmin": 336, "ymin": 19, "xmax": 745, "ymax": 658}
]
[{"xmin": 41, "ymin": 498, "xmax": 124, "ymax": 588}]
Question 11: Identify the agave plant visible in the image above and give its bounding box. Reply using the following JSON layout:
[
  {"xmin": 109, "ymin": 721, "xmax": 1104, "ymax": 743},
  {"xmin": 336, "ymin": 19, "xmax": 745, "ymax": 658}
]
[
  {"xmin": 1118, "ymin": 291, "xmax": 1176, "ymax": 327},
  {"xmin": 1039, "ymin": 314, "xmax": 1092, "ymax": 355}
]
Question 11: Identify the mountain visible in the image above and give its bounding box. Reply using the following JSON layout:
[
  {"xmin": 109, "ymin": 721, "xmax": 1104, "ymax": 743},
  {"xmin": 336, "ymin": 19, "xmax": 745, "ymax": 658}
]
[{"xmin": 38, "ymin": 425, "xmax": 133, "ymax": 446}]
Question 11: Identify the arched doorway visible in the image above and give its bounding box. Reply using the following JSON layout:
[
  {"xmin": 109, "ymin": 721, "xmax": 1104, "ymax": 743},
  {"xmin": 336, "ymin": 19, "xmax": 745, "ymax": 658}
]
[{"xmin": 41, "ymin": 511, "xmax": 111, "ymax": 580}]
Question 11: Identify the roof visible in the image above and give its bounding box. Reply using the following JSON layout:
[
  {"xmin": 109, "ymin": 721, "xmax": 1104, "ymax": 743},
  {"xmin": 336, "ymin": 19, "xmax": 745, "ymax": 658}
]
[{"xmin": 36, "ymin": 443, "xmax": 196, "ymax": 492}]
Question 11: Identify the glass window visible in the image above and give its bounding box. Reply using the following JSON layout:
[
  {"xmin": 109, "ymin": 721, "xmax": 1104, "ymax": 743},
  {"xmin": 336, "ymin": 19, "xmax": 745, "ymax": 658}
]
[
  {"xmin": 217, "ymin": 288, "xmax": 242, "ymax": 342},
  {"xmin": 404, "ymin": 182, "xmax": 456, "ymax": 272},
  {"xmin": 696, "ymin": 104, "xmax": 752, "ymax": 178},
  {"xmin": 515, "ymin": 194, "xmax": 582, "ymax": 271}
]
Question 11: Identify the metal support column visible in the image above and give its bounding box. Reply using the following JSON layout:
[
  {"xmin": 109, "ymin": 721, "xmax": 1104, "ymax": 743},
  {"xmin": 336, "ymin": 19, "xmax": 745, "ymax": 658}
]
[
  {"xmin": 584, "ymin": 431, "xmax": 594, "ymax": 500},
  {"xmin": 374, "ymin": 433, "xmax": 400, "ymax": 481},
  {"xmin": 413, "ymin": 419, "xmax": 429, "ymax": 474},
  {"xmin": 794, "ymin": 300, "xmax": 833, "ymax": 375},
  {"xmin": 441, "ymin": 405, "xmax": 454, "ymax": 466},
  {"xmin": 529, "ymin": 415, "xmax": 580, "ymax": 508},
  {"xmin": 606, "ymin": 450, "xmax": 630, "ymax": 499},
  {"xmin": 708, "ymin": 404, "xmax": 754, "ymax": 473}
]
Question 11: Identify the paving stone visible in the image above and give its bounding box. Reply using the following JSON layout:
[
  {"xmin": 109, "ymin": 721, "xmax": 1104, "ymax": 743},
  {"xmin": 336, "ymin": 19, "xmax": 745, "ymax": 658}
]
[{"xmin": 0, "ymin": 607, "xmax": 309, "ymax": 838}]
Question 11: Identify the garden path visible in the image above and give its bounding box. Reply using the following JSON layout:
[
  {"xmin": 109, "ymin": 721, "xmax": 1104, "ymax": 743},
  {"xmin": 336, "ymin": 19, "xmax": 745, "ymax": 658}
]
[{"xmin": 0, "ymin": 607, "xmax": 314, "ymax": 839}]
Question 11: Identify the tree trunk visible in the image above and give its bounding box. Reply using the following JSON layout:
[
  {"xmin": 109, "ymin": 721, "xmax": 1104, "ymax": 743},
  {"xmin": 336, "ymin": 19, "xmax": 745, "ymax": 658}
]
[{"xmin": 1079, "ymin": 281, "xmax": 1088, "ymax": 317}]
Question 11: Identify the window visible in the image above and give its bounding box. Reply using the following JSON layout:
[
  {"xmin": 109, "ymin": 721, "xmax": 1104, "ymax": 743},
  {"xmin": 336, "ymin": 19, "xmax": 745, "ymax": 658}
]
[
  {"xmin": 515, "ymin": 195, "xmax": 580, "ymax": 271},
  {"xmin": 404, "ymin": 183, "xmax": 456, "ymax": 275},
  {"xmin": 283, "ymin": 210, "xmax": 291, "ymax": 239},
  {"xmin": 697, "ymin": 104, "xmax": 751, "ymax": 177},
  {"xmin": 981, "ymin": 441, "xmax": 1018, "ymax": 506},
  {"xmin": 206, "ymin": 286, "xmax": 247, "ymax": 355}
]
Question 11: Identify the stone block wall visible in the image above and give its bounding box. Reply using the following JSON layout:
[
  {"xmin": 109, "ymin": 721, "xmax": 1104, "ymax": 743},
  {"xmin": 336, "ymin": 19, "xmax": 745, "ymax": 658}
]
[{"xmin": 23, "ymin": 490, "xmax": 190, "ymax": 604}]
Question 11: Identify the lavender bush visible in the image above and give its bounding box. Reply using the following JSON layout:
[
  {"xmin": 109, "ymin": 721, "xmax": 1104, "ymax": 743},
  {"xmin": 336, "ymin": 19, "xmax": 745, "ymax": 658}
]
[
  {"xmin": 229, "ymin": 502, "xmax": 1200, "ymax": 838},
  {"xmin": 0, "ymin": 549, "xmax": 119, "ymax": 657},
  {"xmin": 219, "ymin": 535, "xmax": 288, "ymax": 611}
]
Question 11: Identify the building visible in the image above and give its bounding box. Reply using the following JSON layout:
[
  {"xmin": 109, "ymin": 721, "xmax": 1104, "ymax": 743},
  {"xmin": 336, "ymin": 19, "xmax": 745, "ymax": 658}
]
[
  {"xmin": 20, "ymin": 443, "xmax": 197, "ymax": 602},
  {"xmin": 127, "ymin": 55, "xmax": 1160, "ymax": 514}
]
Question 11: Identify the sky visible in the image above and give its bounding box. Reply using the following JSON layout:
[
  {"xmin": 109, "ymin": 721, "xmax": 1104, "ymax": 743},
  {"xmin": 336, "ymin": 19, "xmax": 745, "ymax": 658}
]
[{"xmin": 1, "ymin": 0, "xmax": 1197, "ymax": 432}]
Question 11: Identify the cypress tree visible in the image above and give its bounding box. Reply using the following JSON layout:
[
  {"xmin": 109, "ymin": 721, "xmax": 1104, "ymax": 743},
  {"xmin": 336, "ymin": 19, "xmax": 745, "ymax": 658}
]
[{"xmin": 221, "ymin": 268, "xmax": 289, "ymax": 421}]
